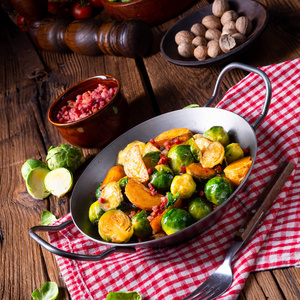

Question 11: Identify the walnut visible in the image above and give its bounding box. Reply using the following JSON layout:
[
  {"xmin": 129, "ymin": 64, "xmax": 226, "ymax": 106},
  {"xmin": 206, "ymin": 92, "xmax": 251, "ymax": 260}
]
[
  {"xmin": 232, "ymin": 33, "xmax": 247, "ymax": 45},
  {"xmin": 178, "ymin": 42, "xmax": 195, "ymax": 58},
  {"xmin": 219, "ymin": 34, "xmax": 236, "ymax": 53},
  {"xmin": 205, "ymin": 28, "xmax": 222, "ymax": 41},
  {"xmin": 191, "ymin": 23, "xmax": 206, "ymax": 37},
  {"xmin": 192, "ymin": 36, "xmax": 207, "ymax": 47},
  {"xmin": 220, "ymin": 10, "xmax": 238, "ymax": 26},
  {"xmin": 207, "ymin": 40, "xmax": 223, "ymax": 58},
  {"xmin": 202, "ymin": 15, "xmax": 222, "ymax": 30},
  {"xmin": 212, "ymin": 0, "xmax": 229, "ymax": 17},
  {"xmin": 194, "ymin": 45, "xmax": 208, "ymax": 61},
  {"xmin": 236, "ymin": 16, "xmax": 252, "ymax": 35},
  {"xmin": 175, "ymin": 30, "xmax": 194, "ymax": 45}
]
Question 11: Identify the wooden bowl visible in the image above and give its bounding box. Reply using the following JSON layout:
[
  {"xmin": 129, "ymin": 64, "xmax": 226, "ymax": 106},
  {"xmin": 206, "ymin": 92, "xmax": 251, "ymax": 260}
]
[
  {"xmin": 100, "ymin": 0, "xmax": 194, "ymax": 26},
  {"xmin": 48, "ymin": 75, "xmax": 129, "ymax": 149},
  {"xmin": 160, "ymin": 0, "xmax": 269, "ymax": 66}
]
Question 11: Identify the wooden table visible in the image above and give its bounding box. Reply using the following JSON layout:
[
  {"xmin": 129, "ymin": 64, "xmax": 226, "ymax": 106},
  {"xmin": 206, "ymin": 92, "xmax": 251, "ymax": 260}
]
[{"xmin": 1, "ymin": 0, "xmax": 300, "ymax": 299}]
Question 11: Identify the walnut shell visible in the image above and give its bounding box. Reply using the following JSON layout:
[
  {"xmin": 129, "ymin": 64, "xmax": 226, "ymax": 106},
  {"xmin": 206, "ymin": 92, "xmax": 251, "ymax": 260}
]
[
  {"xmin": 232, "ymin": 33, "xmax": 247, "ymax": 45},
  {"xmin": 212, "ymin": 0, "xmax": 229, "ymax": 18},
  {"xmin": 219, "ymin": 34, "xmax": 236, "ymax": 53},
  {"xmin": 202, "ymin": 15, "xmax": 222, "ymax": 30},
  {"xmin": 220, "ymin": 10, "xmax": 238, "ymax": 25},
  {"xmin": 205, "ymin": 28, "xmax": 222, "ymax": 41},
  {"xmin": 191, "ymin": 23, "xmax": 206, "ymax": 37},
  {"xmin": 178, "ymin": 42, "xmax": 195, "ymax": 58},
  {"xmin": 194, "ymin": 45, "xmax": 208, "ymax": 61},
  {"xmin": 175, "ymin": 30, "xmax": 194, "ymax": 45},
  {"xmin": 236, "ymin": 16, "xmax": 252, "ymax": 35}
]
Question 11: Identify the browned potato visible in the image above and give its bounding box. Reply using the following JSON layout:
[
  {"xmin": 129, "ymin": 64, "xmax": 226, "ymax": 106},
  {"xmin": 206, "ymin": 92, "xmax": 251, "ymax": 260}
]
[{"xmin": 154, "ymin": 128, "xmax": 192, "ymax": 147}]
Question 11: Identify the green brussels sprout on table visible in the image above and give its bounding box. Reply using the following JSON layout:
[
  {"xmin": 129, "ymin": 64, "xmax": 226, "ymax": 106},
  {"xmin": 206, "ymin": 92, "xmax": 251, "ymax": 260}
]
[
  {"xmin": 161, "ymin": 208, "xmax": 193, "ymax": 235},
  {"xmin": 46, "ymin": 144, "xmax": 85, "ymax": 174},
  {"xmin": 167, "ymin": 144, "xmax": 194, "ymax": 174},
  {"xmin": 204, "ymin": 176, "xmax": 234, "ymax": 206},
  {"xmin": 203, "ymin": 126, "xmax": 230, "ymax": 147}
]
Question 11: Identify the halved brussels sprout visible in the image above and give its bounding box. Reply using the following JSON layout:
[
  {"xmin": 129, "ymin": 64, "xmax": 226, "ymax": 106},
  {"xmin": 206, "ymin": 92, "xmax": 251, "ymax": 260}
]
[
  {"xmin": 204, "ymin": 176, "xmax": 233, "ymax": 206},
  {"xmin": 161, "ymin": 208, "xmax": 193, "ymax": 235},
  {"xmin": 224, "ymin": 156, "xmax": 253, "ymax": 186},
  {"xmin": 99, "ymin": 181, "xmax": 123, "ymax": 211},
  {"xmin": 203, "ymin": 126, "xmax": 230, "ymax": 147},
  {"xmin": 201, "ymin": 141, "xmax": 225, "ymax": 168},
  {"xmin": 143, "ymin": 151, "xmax": 161, "ymax": 170},
  {"xmin": 98, "ymin": 209, "xmax": 133, "ymax": 243},
  {"xmin": 131, "ymin": 210, "xmax": 152, "ymax": 239},
  {"xmin": 186, "ymin": 138, "xmax": 202, "ymax": 161},
  {"xmin": 89, "ymin": 200, "xmax": 104, "ymax": 224},
  {"xmin": 188, "ymin": 197, "xmax": 213, "ymax": 221},
  {"xmin": 167, "ymin": 144, "xmax": 194, "ymax": 174},
  {"xmin": 193, "ymin": 134, "xmax": 213, "ymax": 153},
  {"xmin": 225, "ymin": 143, "xmax": 244, "ymax": 164},
  {"xmin": 170, "ymin": 173, "xmax": 196, "ymax": 199},
  {"xmin": 149, "ymin": 165, "xmax": 174, "ymax": 192}
]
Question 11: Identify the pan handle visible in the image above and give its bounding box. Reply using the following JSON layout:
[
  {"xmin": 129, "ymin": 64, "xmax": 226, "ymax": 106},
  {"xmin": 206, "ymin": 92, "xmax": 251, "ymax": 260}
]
[
  {"xmin": 204, "ymin": 62, "xmax": 272, "ymax": 130},
  {"xmin": 29, "ymin": 219, "xmax": 136, "ymax": 261}
]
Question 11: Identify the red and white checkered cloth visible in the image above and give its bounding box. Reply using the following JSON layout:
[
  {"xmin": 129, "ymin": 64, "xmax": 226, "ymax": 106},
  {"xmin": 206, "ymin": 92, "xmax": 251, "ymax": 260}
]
[{"xmin": 48, "ymin": 58, "xmax": 300, "ymax": 300}]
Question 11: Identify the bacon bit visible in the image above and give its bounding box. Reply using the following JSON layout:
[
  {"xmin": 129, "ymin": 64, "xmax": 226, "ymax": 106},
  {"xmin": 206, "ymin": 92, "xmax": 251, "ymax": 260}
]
[
  {"xmin": 171, "ymin": 137, "xmax": 180, "ymax": 145},
  {"xmin": 150, "ymin": 138, "xmax": 156, "ymax": 144},
  {"xmin": 160, "ymin": 195, "xmax": 168, "ymax": 208},
  {"xmin": 158, "ymin": 154, "xmax": 170, "ymax": 165},
  {"xmin": 98, "ymin": 197, "xmax": 105, "ymax": 203},
  {"xmin": 148, "ymin": 168, "xmax": 153, "ymax": 175},
  {"xmin": 128, "ymin": 211, "xmax": 137, "ymax": 218},
  {"xmin": 199, "ymin": 190, "xmax": 205, "ymax": 197},
  {"xmin": 147, "ymin": 215, "xmax": 154, "ymax": 222},
  {"xmin": 243, "ymin": 148, "xmax": 249, "ymax": 155},
  {"xmin": 164, "ymin": 141, "xmax": 171, "ymax": 151},
  {"xmin": 148, "ymin": 183, "xmax": 157, "ymax": 195},
  {"xmin": 180, "ymin": 166, "xmax": 186, "ymax": 174},
  {"xmin": 214, "ymin": 165, "xmax": 222, "ymax": 174}
]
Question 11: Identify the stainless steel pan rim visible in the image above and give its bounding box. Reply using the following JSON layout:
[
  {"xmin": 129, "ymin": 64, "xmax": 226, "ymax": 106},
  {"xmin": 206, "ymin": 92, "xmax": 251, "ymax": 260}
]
[{"xmin": 29, "ymin": 62, "xmax": 272, "ymax": 261}]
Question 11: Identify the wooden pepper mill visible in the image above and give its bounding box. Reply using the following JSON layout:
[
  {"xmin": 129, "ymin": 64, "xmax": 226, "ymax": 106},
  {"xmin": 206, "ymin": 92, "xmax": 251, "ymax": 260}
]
[{"xmin": 10, "ymin": 0, "xmax": 153, "ymax": 58}]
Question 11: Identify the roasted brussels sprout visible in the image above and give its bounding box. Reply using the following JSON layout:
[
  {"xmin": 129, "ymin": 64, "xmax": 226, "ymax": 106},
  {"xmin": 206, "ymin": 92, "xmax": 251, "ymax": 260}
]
[
  {"xmin": 131, "ymin": 210, "xmax": 152, "ymax": 239},
  {"xmin": 98, "ymin": 209, "xmax": 133, "ymax": 243},
  {"xmin": 149, "ymin": 165, "xmax": 174, "ymax": 192},
  {"xmin": 188, "ymin": 197, "xmax": 213, "ymax": 221},
  {"xmin": 95, "ymin": 183, "xmax": 102, "ymax": 199},
  {"xmin": 186, "ymin": 138, "xmax": 202, "ymax": 161},
  {"xmin": 161, "ymin": 208, "xmax": 193, "ymax": 235},
  {"xmin": 89, "ymin": 200, "xmax": 104, "ymax": 224},
  {"xmin": 143, "ymin": 151, "xmax": 161, "ymax": 170},
  {"xmin": 170, "ymin": 173, "xmax": 196, "ymax": 199},
  {"xmin": 204, "ymin": 176, "xmax": 234, "ymax": 206},
  {"xmin": 118, "ymin": 176, "xmax": 128, "ymax": 191},
  {"xmin": 201, "ymin": 141, "xmax": 225, "ymax": 168},
  {"xmin": 167, "ymin": 144, "xmax": 194, "ymax": 174},
  {"xmin": 225, "ymin": 143, "xmax": 244, "ymax": 164},
  {"xmin": 203, "ymin": 126, "xmax": 230, "ymax": 147},
  {"xmin": 99, "ymin": 181, "xmax": 123, "ymax": 211}
]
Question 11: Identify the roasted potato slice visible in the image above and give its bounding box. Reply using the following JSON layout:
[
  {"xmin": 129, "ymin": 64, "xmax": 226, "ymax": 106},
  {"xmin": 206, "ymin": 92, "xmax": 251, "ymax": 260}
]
[
  {"xmin": 201, "ymin": 141, "xmax": 225, "ymax": 168},
  {"xmin": 154, "ymin": 128, "xmax": 192, "ymax": 147},
  {"xmin": 101, "ymin": 166, "xmax": 126, "ymax": 188},
  {"xmin": 124, "ymin": 145, "xmax": 149, "ymax": 183},
  {"xmin": 117, "ymin": 141, "xmax": 145, "ymax": 165},
  {"xmin": 224, "ymin": 156, "xmax": 253, "ymax": 186},
  {"xmin": 143, "ymin": 142, "xmax": 161, "ymax": 155},
  {"xmin": 186, "ymin": 163, "xmax": 216, "ymax": 181},
  {"xmin": 125, "ymin": 178, "xmax": 163, "ymax": 211}
]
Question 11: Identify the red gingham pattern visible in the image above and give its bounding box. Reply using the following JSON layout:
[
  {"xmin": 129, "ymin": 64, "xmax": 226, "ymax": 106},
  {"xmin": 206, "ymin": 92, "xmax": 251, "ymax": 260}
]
[{"xmin": 48, "ymin": 58, "xmax": 300, "ymax": 300}]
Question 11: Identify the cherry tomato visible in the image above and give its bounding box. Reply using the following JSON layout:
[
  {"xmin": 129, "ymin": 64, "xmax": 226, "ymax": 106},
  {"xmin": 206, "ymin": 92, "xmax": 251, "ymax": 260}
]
[
  {"xmin": 17, "ymin": 14, "xmax": 29, "ymax": 32},
  {"xmin": 88, "ymin": 0, "xmax": 103, "ymax": 8},
  {"xmin": 72, "ymin": 1, "xmax": 93, "ymax": 19},
  {"xmin": 48, "ymin": 2, "xmax": 59, "ymax": 14}
]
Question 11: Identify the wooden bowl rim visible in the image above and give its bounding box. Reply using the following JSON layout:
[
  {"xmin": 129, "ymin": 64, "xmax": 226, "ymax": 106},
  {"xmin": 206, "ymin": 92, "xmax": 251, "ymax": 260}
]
[{"xmin": 48, "ymin": 75, "xmax": 121, "ymax": 127}]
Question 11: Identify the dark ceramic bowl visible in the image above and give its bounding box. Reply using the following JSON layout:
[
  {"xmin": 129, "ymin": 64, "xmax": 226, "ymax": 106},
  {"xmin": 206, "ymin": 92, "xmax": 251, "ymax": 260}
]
[
  {"xmin": 100, "ymin": 0, "xmax": 194, "ymax": 26},
  {"xmin": 160, "ymin": 0, "xmax": 268, "ymax": 66},
  {"xmin": 48, "ymin": 75, "xmax": 129, "ymax": 149}
]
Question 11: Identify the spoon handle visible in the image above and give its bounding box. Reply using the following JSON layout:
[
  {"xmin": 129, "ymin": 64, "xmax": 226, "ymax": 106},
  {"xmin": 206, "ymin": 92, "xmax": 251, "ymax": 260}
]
[{"xmin": 235, "ymin": 161, "xmax": 295, "ymax": 244}]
